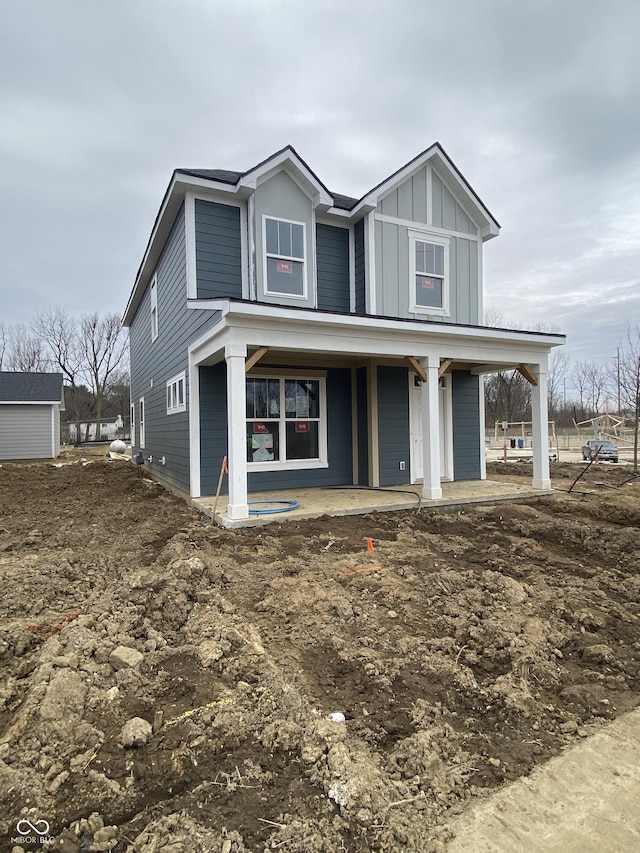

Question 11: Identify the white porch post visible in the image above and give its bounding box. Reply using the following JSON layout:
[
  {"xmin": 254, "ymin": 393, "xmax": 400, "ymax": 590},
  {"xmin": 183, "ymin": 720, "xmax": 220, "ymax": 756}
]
[
  {"xmin": 531, "ymin": 360, "xmax": 551, "ymax": 490},
  {"xmin": 420, "ymin": 354, "xmax": 442, "ymax": 500},
  {"xmin": 225, "ymin": 343, "xmax": 249, "ymax": 519}
]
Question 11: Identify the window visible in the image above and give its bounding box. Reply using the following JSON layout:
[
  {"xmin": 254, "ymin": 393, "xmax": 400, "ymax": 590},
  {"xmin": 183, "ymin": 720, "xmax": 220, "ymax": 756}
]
[
  {"xmin": 166, "ymin": 371, "xmax": 186, "ymax": 414},
  {"xmin": 263, "ymin": 217, "xmax": 306, "ymax": 297},
  {"xmin": 245, "ymin": 374, "xmax": 327, "ymax": 469},
  {"xmin": 130, "ymin": 402, "xmax": 135, "ymax": 446},
  {"xmin": 139, "ymin": 397, "xmax": 145, "ymax": 448},
  {"xmin": 150, "ymin": 276, "xmax": 158, "ymax": 341},
  {"xmin": 409, "ymin": 231, "xmax": 450, "ymax": 315}
]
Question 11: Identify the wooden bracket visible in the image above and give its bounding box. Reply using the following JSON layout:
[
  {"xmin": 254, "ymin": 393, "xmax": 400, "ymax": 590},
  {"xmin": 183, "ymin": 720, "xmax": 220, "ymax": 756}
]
[
  {"xmin": 245, "ymin": 346, "xmax": 270, "ymax": 373},
  {"xmin": 517, "ymin": 363, "xmax": 538, "ymax": 386},
  {"xmin": 438, "ymin": 358, "xmax": 452, "ymax": 378},
  {"xmin": 405, "ymin": 356, "xmax": 427, "ymax": 382}
]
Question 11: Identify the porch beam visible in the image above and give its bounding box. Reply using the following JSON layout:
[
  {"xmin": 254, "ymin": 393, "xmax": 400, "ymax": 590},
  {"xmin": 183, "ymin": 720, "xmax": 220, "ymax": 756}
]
[
  {"xmin": 517, "ymin": 363, "xmax": 539, "ymax": 386},
  {"xmin": 245, "ymin": 346, "xmax": 269, "ymax": 373},
  {"xmin": 470, "ymin": 363, "xmax": 518, "ymax": 375},
  {"xmin": 405, "ymin": 356, "xmax": 427, "ymax": 382},
  {"xmin": 438, "ymin": 358, "xmax": 453, "ymax": 378}
]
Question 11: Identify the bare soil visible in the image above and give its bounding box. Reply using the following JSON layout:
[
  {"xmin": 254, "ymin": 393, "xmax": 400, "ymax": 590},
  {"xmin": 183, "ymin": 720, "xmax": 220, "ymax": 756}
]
[{"xmin": 1, "ymin": 449, "xmax": 639, "ymax": 852}]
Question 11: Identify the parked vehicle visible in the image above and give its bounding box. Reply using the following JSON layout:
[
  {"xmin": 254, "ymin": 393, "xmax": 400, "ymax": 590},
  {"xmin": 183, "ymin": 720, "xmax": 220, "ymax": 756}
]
[{"xmin": 581, "ymin": 440, "xmax": 619, "ymax": 462}]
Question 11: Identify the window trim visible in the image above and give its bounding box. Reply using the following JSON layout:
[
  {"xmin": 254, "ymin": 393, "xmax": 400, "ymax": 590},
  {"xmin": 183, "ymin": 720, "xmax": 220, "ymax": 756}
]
[
  {"xmin": 246, "ymin": 371, "xmax": 327, "ymax": 471},
  {"xmin": 262, "ymin": 215, "xmax": 308, "ymax": 300},
  {"xmin": 130, "ymin": 402, "xmax": 135, "ymax": 446},
  {"xmin": 150, "ymin": 275, "xmax": 158, "ymax": 341},
  {"xmin": 138, "ymin": 397, "xmax": 145, "ymax": 448},
  {"xmin": 166, "ymin": 371, "xmax": 187, "ymax": 415},
  {"xmin": 408, "ymin": 229, "xmax": 450, "ymax": 316}
]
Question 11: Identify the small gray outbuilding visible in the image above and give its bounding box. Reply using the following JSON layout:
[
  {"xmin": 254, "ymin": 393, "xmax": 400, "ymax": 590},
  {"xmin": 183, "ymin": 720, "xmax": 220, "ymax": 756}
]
[{"xmin": 0, "ymin": 372, "xmax": 65, "ymax": 461}]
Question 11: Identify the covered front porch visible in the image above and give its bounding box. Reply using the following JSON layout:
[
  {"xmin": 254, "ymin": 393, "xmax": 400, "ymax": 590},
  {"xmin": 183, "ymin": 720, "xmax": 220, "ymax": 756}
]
[
  {"xmin": 193, "ymin": 477, "xmax": 552, "ymax": 528},
  {"xmin": 187, "ymin": 299, "xmax": 564, "ymax": 522}
]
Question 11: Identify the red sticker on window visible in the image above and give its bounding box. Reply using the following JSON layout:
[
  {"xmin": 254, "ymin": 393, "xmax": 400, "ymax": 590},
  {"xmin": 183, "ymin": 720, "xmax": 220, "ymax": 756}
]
[
  {"xmin": 253, "ymin": 422, "xmax": 269, "ymax": 433},
  {"xmin": 420, "ymin": 276, "xmax": 436, "ymax": 289},
  {"xmin": 277, "ymin": 261, "xmax": 293, "ymax": 274},
  {"xmin": 295, "ymin": 421, "xmax": 310, "ymax": 433}
]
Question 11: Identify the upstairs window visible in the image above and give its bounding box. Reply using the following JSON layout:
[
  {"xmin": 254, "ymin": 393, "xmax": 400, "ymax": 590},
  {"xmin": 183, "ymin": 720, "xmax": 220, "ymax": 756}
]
[
  {"xmin": 150, "ymin": 276, "xmax": 158, "ymax": 341},
  {"xmin": 409, "ymin": 231, "xmax": 450, "ymax": 315},
  {"xmin": 263, "ymin": 217, "xmax": 306, "ymax": 297},
  {"xmin": 166, "ymin": 372, "xmax": 186, "ymax": 414}
]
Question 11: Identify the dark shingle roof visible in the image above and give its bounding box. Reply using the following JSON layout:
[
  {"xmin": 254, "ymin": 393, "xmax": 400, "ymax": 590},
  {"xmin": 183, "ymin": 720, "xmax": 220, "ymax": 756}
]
[
  {"xmin": 177, "ymin": 168, "xmax": 244, "ymax": 184},
  {"xmin": 0, "ymin": 372, "xmax": 64, "ymax": 403}
]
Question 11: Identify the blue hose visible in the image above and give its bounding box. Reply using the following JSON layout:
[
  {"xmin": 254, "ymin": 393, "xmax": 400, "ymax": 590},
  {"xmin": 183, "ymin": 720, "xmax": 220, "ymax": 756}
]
[{"xmin": 248, "ymin": 499, "xmax": 300, "ymax": 515}]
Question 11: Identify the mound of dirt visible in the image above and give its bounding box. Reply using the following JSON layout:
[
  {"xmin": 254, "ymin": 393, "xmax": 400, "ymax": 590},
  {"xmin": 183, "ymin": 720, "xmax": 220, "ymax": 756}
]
[{"xmin": 1, "ymin": 452, "xmax": 639, "ymax": 851}]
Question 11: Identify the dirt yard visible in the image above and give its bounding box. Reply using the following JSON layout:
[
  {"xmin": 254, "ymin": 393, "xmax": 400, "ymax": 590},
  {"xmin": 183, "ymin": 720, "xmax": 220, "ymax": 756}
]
[{"xmin": 1, "ymin": 450, "xmax": 639, "ymax": 852}]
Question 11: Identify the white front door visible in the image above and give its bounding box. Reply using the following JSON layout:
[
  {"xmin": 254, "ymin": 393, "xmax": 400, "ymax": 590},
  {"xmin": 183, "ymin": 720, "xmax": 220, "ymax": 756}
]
[{"xmin": 410, "ymin": 375, "xmax": 452, "ymax": 482}]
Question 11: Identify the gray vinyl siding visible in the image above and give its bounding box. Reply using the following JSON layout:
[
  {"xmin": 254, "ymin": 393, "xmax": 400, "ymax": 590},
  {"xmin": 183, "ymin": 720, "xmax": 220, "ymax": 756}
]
[
  {"xmin": 254, "ymin": 171, "xmax": 315, "ymax": 309},
  {"xmin": 316, "ymin": 224, "xmax": 350, "ymax": 312},
  {"xmin": 195, "ymin": 200, "xmax": 242, "ymax": 299},
  {"xmin": 354, "ymin": 219, "xmax": 365, "ymax": 314},
  {"xmin": 0, "ymin": 404, "xmax": 56, "ymax": 460},
  {"xmin": 377, "ymin": 366, "xmax": 411, "ymax": 486},
  {"xmin": 199, "ymin": 365, "xmax": 353, "ymax": 496},
  {"xmin": 374, "ymin": 222, "xmax": 479, "ymax": 325},
  {"xmin": 451, "ymin": 370, "xmax": 481, "ymax": 480},
  {"xmin": 356, "ymin": 366, "xmax": 369, "ymax": 485},
  {"xmin": 128, "ymin": 204, "xmax": 221, "ymax": 495},
  {"xmin": 431, "ymin": 172, "xmax": 478, "ymax": 235}
]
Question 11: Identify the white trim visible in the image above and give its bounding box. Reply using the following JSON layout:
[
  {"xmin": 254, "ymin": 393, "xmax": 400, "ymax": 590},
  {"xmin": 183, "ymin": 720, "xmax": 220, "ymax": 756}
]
[
  {"xmin": 261, "ymin": 214, "xmax": 308, "ymax": 300},
  {"xmin": 130, "ymin": 402, "xmax": 135, "ymax": 447},
  {"xmin": 365, "ymin": 211, "xmax": 376, "ymax": 314},
  {"xmin": 150, "ymin": 275, "xmax": 158, "ymax": 341},
  {"xmin": 311, "ymin": 208, "xmax": 318, "ymax": 308},
  {"xmin": 166, "ymin": 370, "xmax": 187, "ymax": 414},
  {"xmin": 0, "ymin": 400, "xmax": 61, "ymax": 405},
  {"xmin": 348, "ymin": 224, "xmax": 356, "ymax": 313},
  {"xmin": 51, "ymin": 406, "xmax": 56, "ymax": 458},
  {"xmin": 478, "ymin": 374, "xmax": 486, "ymax": 480},
  {"xmin": 239, "ymin": 148, "xmax": 333, "ymax": 210},
  {"xmin": 188, "ymin": 358, "xmax": 200, "ymax": 497},
  {"xmin": 240, "ymin": 201, "xmax": 249, "ymax": 299},
  {"xmin": 477, "ymin": 239, "xmax": 484, "ymax": 324},
  {"xmin": 375, "ymin": 212, "xmax": 480, "ymax": 242},
  {"xmin": 248, "ymin": 193, "xmax": 256, "ymax": 300},
  {"xmin": 138, "ymin": 397, "xmax": 145, "ymax": 448},
  {"xmin": 185, "ymin": 193, "xmax": 197, "ymax": 299},
  {"xmin": 408, "ymin": 229, "xmax": 451, "ymax": 317}
]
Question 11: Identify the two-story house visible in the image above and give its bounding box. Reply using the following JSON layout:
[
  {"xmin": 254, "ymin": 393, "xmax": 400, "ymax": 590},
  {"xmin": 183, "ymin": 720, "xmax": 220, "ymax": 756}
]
[{"xmin": 123, "ymin": 143, "xmax": 564, "ymax": 523}]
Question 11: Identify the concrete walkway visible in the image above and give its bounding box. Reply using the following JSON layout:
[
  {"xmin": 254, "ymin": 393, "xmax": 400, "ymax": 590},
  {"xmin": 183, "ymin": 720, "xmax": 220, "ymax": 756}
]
[{"xmin": 446, "ymin": 707, "xmax": 640, "ymax": 853}]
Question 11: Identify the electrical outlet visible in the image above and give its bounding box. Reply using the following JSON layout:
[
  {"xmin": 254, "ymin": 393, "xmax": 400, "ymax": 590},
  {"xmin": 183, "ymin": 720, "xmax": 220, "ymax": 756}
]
[{"xmin": 399, "ymin": 461, "xmax": 406, "ymax": 471}]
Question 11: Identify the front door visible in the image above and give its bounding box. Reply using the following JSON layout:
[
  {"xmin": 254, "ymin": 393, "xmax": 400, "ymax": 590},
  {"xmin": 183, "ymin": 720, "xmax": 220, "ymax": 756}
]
[{"xmin": 410, "ymin": 375, "xmax": 451, "ymax": 482}]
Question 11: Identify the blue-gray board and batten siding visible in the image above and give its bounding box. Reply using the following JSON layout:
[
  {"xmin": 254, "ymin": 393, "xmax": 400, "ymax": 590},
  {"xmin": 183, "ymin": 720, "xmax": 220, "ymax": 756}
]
[
  {"xmin": 199, "ymin": 364, "xmax": 354, "ymax": 496},
  {"xmin": 451, "ymin": 370, "xmax": 481, "ymax": 480}
]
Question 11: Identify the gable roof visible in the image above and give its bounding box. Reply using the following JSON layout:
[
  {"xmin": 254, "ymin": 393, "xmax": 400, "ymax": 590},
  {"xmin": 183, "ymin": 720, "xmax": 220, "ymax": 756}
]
[
  {"xmin": 124, "ymin": 143, "xmax": 498, "ymax": 325},
  {"xmin": 0, "ymin": 372, "xmax": 64, "ymax": 404}
]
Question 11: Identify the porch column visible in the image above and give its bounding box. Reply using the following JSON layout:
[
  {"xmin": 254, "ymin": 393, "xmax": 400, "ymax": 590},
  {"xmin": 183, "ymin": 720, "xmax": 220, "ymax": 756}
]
[
  {"xmin": 225, "ymin": 343, "xmax": 249, "ymax": 519},
  {"xmin": 530, "ymin": 360, "xmax": 551, "ymax": 490},
  {"xmin": 420, "ymin": 355, "xmax": 442, "ymax": 500}
]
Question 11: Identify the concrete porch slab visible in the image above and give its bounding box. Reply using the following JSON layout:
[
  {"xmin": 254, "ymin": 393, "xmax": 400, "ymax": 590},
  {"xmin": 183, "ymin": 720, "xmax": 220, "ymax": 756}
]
[{"xmin": 192, "ymin": 480, "xmax": 552, "ymax": 528}]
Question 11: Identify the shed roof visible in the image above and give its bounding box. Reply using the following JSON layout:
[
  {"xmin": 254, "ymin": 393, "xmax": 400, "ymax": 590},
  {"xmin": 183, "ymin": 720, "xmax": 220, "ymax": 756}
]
[{"xmin": 0, "ymin": 372, "xmax": 64, "ymax": 403}]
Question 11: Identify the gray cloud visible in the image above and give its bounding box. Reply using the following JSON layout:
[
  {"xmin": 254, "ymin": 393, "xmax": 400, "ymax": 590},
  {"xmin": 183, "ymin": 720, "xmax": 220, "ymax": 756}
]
[{"xmin": 1, "ymin": 0, "xmax": 638, "ymax": 370}]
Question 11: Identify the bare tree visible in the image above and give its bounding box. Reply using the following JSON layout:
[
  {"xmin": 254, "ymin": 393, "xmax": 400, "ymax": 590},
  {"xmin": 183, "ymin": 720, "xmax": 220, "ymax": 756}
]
[
  {"xmin": 6, "ymin": 325, "xmax": 49, "ymax": 372},
  {"xmin": 547, "ymin": 348, "xmax": 571, "ymax": 421},
  {"xmin": 32, "ymin": 306, "xmax": 81, "ymax": 387},
  {"xmin": 571, "ymin": 360, "xmax": 610, "ymax": 420},
  {"xmin": 618, "ymin": 324, "xmax": 640, "ymax": 471},
  {"xmin": 0, "ymin": 324, "xmax": 8, "ymax": 369},
  {"xmin": 78, "ymin": 312, "xmax": 128, "ymax": 427}
]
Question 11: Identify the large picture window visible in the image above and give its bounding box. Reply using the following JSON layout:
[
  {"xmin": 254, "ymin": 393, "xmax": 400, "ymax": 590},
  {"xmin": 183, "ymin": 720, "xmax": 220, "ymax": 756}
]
[
  {"xmin": 409, "ymin": 231, "xmax": 450, "ymax": 315},
  {"xmin": 263, "ymin": 217, "xmax": 306, "ymax": 297},
  {"xmin": 245, "ymin": 374, "xmax": 326, "ymax": 469}
]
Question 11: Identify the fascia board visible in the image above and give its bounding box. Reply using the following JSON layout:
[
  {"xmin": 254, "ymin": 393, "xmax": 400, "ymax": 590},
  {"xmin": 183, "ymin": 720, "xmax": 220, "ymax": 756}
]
[
  {"xmin": 0, "ymin": 400, "xmax": 60, "ymax": 405},
  {"xmin": 239, "ymin": 150, "xmax": 333, "ymax": 209},
  {"xmin": 189, "ymin": 300, "xmax": 565, "ymax": 352}
]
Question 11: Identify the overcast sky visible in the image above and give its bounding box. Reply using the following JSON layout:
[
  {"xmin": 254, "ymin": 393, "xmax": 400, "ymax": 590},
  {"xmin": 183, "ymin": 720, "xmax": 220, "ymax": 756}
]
[{"xmin": 1, "ymin": 0, "xmax": 639, "ymax": 370}]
